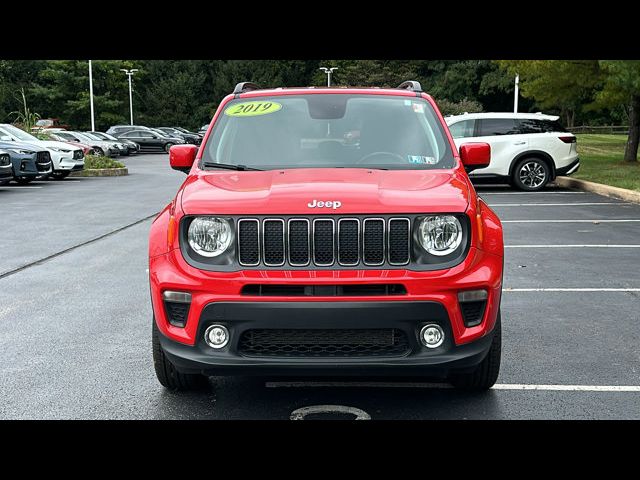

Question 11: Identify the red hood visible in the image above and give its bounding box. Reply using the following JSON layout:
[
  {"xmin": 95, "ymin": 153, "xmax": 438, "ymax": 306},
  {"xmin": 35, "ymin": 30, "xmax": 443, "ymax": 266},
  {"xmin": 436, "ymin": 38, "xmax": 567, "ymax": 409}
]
[{"xmin": 180, "ymin": 168, "xmax": 470, "ymax": 215}]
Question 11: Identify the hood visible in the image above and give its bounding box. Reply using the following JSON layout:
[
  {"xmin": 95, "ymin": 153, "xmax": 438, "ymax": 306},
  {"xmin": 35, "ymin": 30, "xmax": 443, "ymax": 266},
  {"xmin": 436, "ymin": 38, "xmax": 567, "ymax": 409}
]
[
  {"xmin": 0, "ymin": 140, "xmax": 47, "ymax": 153},
  {"xmin": 181, "ymin": 168, "xmax": 470, "ymax": 215},
  {"xmin": 39, "ymin": 140, "xmax": 81, "ymax": 151}
]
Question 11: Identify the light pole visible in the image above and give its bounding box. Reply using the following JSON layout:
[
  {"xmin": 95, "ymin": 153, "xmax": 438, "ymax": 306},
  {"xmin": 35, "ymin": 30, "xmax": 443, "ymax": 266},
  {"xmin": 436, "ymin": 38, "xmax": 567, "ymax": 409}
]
[
  {"xmin": 514, "ymin": 73, "xmax": 519, "ymax": 113},
  {"xmin": 88, "ymin": 60, "xmax": 95, "ymax": 131},
  {"xmin": 120, "ymin": 68, "xmax": 139, "ymax": 125},
  {"xmin": 319, "ymin": 67, "xmax": 338, "ymax": 87}
]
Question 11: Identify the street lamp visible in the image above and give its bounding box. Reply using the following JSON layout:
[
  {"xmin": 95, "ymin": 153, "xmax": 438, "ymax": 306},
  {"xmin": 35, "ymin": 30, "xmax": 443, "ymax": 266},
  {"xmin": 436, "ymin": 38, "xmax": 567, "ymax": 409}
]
[
  {"xmin": 89, "ymin": 60, "xmax": 95, "ymax": 131},
  {"xmin": 120, "ymin": 69, "xmax": 139, "ymax": 125},
  {"xmin": 319, "ymin": 67, "xmax": 338, "ymax": 87}
]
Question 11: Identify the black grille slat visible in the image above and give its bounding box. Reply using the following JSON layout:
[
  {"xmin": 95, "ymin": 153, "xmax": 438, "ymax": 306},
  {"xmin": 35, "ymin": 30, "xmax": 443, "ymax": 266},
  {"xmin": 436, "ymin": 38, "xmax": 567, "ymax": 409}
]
[
  {"xmin": 238, "ymin": 328, "xmax": 410, "ymax": 357},
  {"xmin": 240, "ymin": 284, "xmax": 407, "ymax": 296},
  {"xmin": 460, "ymin": 301, "xmax": 486, "ymax": 327},
  {"xmin": 338, "ymin": 219, "xmax": 359, "ymax": 265},
  {"xmin": 263, "ymin": 220, "xmax": 285, "ymax": 266},
  {"xmin": 238, "ymin": 220, "xmax": 259, "ymax": 266},
  {"xmin": 288, "ymin": 220, "xmax": 310, "ymax": 266},
  {"xmin": 313, "ymin": 219, "xmax": 334, "ymax": 265},
  {"xmin": 388, "ymin": 219, "xmax": 410, "ymax": 265},
  {"xmin": 363, "ymin": 219, "xmax": 384, "ymax": 265},
  {"xmin": 164, "ymin": 301, "xmax": 189, "ymax": 327}
]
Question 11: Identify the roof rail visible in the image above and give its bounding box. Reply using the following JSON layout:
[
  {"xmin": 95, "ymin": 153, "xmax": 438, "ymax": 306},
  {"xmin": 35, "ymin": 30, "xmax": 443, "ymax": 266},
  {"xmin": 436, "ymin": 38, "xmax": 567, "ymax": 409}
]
[
  {"xmin": 232, "ymin": 82, "xmax": 261, "ymax": 95},
  {"xmin": 397, "ymin": 80, "xmax": 423, "ymax": 93}
]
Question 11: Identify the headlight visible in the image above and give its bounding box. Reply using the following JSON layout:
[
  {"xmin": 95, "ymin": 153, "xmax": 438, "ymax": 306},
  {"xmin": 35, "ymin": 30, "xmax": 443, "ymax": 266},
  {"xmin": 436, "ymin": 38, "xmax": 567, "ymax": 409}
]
[
  {"xmin": 418, "ymin": 215, "xmax": 463, "ymax": 256},
  {"xmin": 188, "ymin": 217, "xmax": 232, "ymax": 257}
]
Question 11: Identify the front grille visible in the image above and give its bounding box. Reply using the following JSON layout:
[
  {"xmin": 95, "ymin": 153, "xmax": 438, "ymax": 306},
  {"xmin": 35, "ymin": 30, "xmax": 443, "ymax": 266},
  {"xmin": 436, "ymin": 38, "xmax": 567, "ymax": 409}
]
[
  {"xmin": 73, "ymin": 150, "xmax": 84, "ymax": 160},
  {"xmin": 241, "ymin": 284, "xmax": 407, "ymax": 296},
  {"xmin": 37, "ymin": 151, "xmax": 51, "ymax": 164},
  {"xmin": 238, "ymin": 328, "xmax": 410, "ymax": 357},
  {"xmin": 237, "ymin": 217, "xmax": 411, "ymax": 268}
]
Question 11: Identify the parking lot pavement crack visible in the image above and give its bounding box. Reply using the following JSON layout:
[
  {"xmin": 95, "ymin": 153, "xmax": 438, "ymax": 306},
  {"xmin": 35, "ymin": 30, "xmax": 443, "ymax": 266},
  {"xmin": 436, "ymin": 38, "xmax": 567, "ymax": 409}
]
[{"xmin": 0, "ymin": 212, "xmax": 158, "ymax": 281}]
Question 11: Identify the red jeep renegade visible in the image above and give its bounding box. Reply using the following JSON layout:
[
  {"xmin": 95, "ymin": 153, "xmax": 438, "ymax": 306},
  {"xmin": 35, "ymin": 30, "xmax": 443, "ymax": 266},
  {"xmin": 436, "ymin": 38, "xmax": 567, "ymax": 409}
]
[{"xmin": 149, "ymin": 81, "xmax": 504, "ymax": 391}]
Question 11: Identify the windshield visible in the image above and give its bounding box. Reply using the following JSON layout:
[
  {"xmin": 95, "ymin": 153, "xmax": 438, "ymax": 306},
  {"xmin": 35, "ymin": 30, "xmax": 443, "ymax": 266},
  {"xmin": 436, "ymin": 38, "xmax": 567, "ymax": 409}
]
[
  {"xmin": 2, "ymin": 124, "xmax": 41, "ymax": 142},
  {"xmin": 71, "ymin": 132, "xmax": 93, "ymax": 143},
  {"xmin": 201, "ymin": 94, "xmax": 455, "ymax": 171},
  {"xmin": 82, "ymin": 132, "xmax": 101, "ymax": 141}
]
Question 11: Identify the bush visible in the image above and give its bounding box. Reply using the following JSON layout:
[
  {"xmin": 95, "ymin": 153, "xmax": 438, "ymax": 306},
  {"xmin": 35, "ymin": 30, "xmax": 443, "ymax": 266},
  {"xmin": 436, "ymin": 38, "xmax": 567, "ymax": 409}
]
[
  {"xmin": 84, "ymin": 154, "xmax": 125, "ymax": 169},
  {"xmin": 436, "ymin": 98, "xmax": 483, "ymax": 116}
]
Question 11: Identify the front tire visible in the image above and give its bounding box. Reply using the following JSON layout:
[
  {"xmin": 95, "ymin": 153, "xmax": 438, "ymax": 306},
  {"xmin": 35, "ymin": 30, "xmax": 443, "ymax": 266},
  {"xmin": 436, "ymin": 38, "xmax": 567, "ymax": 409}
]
[
  {"xmin": 512, "ymin": 157, "xmax": 550, "ymax": 191},
  {"xmin": 449, "ymin": 310, "xmax": 501, "ymax": 391},
  {"xmin": 93, "ymin": 147, "xmax": 105, "ymax": 157},
  {"xmin": 152, "ymin": 319, "xmax": 209, "ymax": 391},
  {"xmin": 164, "ymin": 142, "xmax": 175, "ymax": 153}
]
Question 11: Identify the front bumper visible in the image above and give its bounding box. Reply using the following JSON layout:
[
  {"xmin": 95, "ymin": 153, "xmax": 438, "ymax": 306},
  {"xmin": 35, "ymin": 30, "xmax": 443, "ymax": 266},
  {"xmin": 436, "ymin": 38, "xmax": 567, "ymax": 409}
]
[
  {"xmin": 159, "ymin": 301, "xmax": 497, "ymax": 376},
  {"xmin": 150, "ymin": 245, "xmax": 503, "ymax": 376}
]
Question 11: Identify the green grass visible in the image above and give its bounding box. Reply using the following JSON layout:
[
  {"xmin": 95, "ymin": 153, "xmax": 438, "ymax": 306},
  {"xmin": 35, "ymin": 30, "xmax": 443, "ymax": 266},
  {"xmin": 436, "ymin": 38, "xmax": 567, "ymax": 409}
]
[
  {"xmin": 83, "ymin": 154, "xmax": 125, "ymax": 169},
  {"xmin": 574, "ymin": 134, "xmax": 640, "ymax": 192}
]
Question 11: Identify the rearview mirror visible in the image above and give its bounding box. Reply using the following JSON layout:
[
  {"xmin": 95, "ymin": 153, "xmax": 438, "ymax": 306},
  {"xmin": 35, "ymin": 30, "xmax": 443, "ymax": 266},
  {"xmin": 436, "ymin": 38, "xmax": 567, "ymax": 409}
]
[
  {"xmin": 169, "ymin": 144, "xmax": 198, "ymax": 174},
  {"xmin": 459, "ymin": 143, "xmax": 491, "ymax": 172}
]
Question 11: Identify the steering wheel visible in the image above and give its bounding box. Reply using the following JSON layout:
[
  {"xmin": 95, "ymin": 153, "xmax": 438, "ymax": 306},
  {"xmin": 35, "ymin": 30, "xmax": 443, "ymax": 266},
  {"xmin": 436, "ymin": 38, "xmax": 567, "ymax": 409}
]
[{"xmin": 356, "ymin": 151, "xmax": 406, "ymax": 165}]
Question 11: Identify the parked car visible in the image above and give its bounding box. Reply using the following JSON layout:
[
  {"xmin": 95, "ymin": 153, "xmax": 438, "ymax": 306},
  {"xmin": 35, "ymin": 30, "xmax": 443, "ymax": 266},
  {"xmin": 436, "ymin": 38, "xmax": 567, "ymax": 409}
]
[
  {"xmin": 82, "ymin": 132, "xmax": 130, "ymax": 156},
  {"xmin": 0, "ymin": 139, "xmax": 53, "ymax": 183},
  {"xmin": 198, "ymin": 124, "xmax": 209, "ymax": 136},
  {"xmin": 149, "ymin": 81, "xmax": 503, "ymax": 392},
  {"xmin": 53, "ymin": 131, "xmax": 120, "ymax": 157},
  {"xmin": 174, "ymin": 126, "xmax": 203, "ymax": 139},
  {"xmin": 88, "ymin": 131, "xmax": 139, "ymax": 155},
  {"xmin": 157, "ymin": 127, "xmax": 201, "ymax": 145},
  {"xmin": 0, "ymin": 124, "xmax": 83, "ymax": 180},
  {"xmin": 38, "ymin": 131, "xmax": 94, "ymax": 156},
  {"xmin": 0, "ymin": 149, "xmax": 13, "ymax": 184},
  {"xmin": 116, "ymin": 129, "xmax": 183, "ymax": 153},
  {"xmin": 106, "ymin": 125, "xmax": 152, "ymax": 136},
  {"xmin": 445, "ymin": 112, "xmax": 579, "ymax": 191},
  {"xmin": 32, "ymin": 118, "xmax": 70, "ymax": 131}
]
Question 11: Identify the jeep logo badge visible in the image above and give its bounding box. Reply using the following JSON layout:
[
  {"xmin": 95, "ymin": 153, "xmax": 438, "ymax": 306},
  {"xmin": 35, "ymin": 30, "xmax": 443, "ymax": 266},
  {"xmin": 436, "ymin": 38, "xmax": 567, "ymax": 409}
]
[{"xmin": 308, "ymin": 199, "xmax": 342, "ymax": 209}]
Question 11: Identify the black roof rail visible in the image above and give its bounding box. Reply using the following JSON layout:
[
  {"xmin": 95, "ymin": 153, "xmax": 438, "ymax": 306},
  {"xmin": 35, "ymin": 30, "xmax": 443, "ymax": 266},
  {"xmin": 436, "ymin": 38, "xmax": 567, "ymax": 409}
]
[
  {"xmin": 232, "ymin": 82, "xmax": 261, "ymax": 95},
  {"xmin": 396, "ymin": 80, "xmax": 423, "ymax": 93}
]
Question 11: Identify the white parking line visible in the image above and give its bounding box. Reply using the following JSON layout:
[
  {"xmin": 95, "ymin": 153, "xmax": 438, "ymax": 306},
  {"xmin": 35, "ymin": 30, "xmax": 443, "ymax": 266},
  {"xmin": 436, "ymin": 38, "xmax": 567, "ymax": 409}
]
[
  {"xmin": 480, "ymin": 191, "xmax": 585, "ymax": 195},
  {"xmin": 266, "ymin": 381, "xmax": 640, "ymax": 392},
  {"xmin": 505, "ymin": 288, "xmax": 640, "ymax": 292},
  {"xmin": 506, "ymin": 245, "xmax": 640, "ymax": 248},
  {"xmin": 503, "ymin": 219, "xmax": 640, "ymax": 223},
  {"xmin": 491, "ymin": 202, "xmax": 630, "ymax": 207}
]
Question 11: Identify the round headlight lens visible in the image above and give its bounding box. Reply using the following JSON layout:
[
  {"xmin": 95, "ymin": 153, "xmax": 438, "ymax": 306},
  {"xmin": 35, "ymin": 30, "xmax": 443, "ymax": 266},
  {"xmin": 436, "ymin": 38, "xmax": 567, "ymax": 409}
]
[
  {"xmin": 188, "ymin": 217, "xmax": 232, "ymax": 257},
  {"xmin": 419, "ymin": 215, "xmax": 463, "ymax": 256}
]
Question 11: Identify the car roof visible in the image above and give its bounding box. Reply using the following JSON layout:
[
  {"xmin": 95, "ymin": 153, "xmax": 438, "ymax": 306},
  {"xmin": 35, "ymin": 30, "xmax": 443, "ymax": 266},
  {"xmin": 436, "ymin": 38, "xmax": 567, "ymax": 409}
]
[
  {"xmin": 445, "ymin": 112, "xmax": 560, "ymax": 122},
  {"xmin": 237, "ymin": 87, "xmax": 431, "ymax": 99}
]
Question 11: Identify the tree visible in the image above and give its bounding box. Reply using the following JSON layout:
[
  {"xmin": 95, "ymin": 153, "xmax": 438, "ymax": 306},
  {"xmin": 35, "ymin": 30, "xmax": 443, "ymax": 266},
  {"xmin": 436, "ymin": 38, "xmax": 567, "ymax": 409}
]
[{"xmin": 594, "ymin": 61, "xmax": 640, "ymax": 162}]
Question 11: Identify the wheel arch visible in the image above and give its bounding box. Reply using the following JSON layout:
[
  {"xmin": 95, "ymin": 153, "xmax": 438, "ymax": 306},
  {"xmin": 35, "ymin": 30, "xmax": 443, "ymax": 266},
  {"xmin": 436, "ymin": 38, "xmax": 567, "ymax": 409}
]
[{"xmin": 508, "ymin": 150, "xmax": 556, "ymax": 181}]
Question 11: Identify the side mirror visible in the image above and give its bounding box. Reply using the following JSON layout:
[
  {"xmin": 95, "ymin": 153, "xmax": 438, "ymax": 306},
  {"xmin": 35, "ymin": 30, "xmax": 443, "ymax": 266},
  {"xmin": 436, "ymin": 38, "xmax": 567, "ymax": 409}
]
[
  {"xmin": 459, "ymin": 143, "xmax": 491, "ymax": 172},
  {"xmin": 169, "ymin": 144, "xmax": 198, "ymax": 174}
]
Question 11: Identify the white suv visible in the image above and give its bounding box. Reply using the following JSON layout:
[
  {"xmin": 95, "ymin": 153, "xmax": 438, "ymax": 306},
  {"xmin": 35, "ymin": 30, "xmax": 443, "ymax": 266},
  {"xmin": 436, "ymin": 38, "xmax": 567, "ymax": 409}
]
[{"xmin": 445, "ymin": 112, "xmax": 580, "ymax": 191}]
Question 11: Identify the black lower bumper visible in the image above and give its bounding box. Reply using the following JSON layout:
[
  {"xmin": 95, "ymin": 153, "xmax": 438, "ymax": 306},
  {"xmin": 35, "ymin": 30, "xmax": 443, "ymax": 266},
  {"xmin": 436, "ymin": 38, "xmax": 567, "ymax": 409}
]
[
  {"xmin": 158, "ymin": 301, "xmax": 496, "ymax": 377},
  {"xmin": 555, "ymin": 157, "xmax": 580, "ymax": 177}
]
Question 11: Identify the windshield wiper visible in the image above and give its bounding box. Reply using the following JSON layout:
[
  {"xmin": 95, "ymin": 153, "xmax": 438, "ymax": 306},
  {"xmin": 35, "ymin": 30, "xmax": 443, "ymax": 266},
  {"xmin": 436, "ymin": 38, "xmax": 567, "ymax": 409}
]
[{"xmin": 202, "ymin": 162, "xmax": 262, "ymax": 171}]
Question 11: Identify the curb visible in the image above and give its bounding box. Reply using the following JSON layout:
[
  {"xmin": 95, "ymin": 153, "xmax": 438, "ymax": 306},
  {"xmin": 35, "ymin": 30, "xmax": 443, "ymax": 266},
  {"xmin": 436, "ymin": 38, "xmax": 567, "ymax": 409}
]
[
  {"xmin": 70, "ymin": 167, "xmax": 128, "ymax": 177},
  {"xmin": 554, "ymin": 176, "xmax": 640, "ymax": 204}
]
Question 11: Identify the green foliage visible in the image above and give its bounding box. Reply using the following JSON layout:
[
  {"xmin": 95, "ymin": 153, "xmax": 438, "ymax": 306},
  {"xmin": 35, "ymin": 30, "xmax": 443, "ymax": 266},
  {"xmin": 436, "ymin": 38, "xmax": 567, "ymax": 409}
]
[
  {"xmin": 574, "ymin": 134, "xmax": 640, "ymax": 191},
  {"xmin": 9, "ymin": 87, "xmax": 40, "ymax": 131},
  {"xmin": 83, "ymin": 154, "xmax": 125, "ymax": 169},
  {"xmin": 435, "ymin": 98, "xmax": 483, "ymax": 116},
  {"xmin": 594, "ymin": 61, "xmax": 640, "ymax": 109}
]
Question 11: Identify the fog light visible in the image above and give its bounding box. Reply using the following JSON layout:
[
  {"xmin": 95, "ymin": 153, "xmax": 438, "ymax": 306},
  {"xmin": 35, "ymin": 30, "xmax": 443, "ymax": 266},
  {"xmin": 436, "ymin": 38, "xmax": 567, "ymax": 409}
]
[
  {"xmin": 420, "ymin": 324, "xmax": 444, "ymax": 349},
  {"xmin": 458, "ymin": 289, "xmax": 488, "ymax": 303},
  {"xmin": 204, "ymin": 325, "xmax": 229, "ymax": 349}
]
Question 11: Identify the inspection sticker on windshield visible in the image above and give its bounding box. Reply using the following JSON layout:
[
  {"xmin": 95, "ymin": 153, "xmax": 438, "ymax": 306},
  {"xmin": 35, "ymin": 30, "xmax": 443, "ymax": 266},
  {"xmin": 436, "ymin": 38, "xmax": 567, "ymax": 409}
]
[
  {"xmin": 408, "ymin": 155, "xmax": 436, "ymax": 165},
  {"xmin": 412, "ymin": 103, "xmax": 424, "ymax": 113},
  {"xmin": 225, "ymin": 101, "xmax": 282, "ymax": 117}
]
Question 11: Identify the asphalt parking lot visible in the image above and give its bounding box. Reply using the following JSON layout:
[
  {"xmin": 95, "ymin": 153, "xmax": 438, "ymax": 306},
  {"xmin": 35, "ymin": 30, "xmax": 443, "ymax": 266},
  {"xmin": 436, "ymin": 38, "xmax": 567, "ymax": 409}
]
[{"xmin": 1, "ymin": 155, "xmax": 639, "ymax": 419}]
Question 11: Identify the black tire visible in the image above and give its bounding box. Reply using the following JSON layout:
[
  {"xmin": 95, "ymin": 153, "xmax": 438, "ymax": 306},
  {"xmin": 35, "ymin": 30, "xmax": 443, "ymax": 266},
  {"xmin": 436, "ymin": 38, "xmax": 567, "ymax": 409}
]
[
  {"xmin": 511, "ymin": 157, "xmax": 550, "ymax": 191},
  {"xmin": 51, "ymin": 171, "xmax": 70, "ymax": 180},
  {"xmin": 15, "ymin": 176, "xmax": 32, "ymax": 185},
  {"xmin": 152, "ymin": 319, "xmax": 209, "ymax": 391},
  {"xmin": 93, "ymin": 147, "xmax": 105, "ymax": 157},
  {"xmin": 164, "ymin": 142, "xmax": 175, "ymax": 153},
  {"xmin": 449, "ymin": 311, "xmax": 501, "ymax": 391}
]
